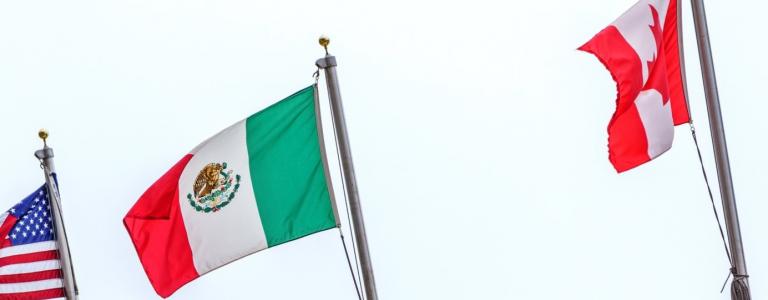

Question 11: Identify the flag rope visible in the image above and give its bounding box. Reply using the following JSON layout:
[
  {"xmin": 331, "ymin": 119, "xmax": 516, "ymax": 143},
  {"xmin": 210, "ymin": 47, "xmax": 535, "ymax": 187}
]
[
  {"xmin": 331, "ymin": 95, "xmax": 366, "ymax": 299},
  {"xmin": 318, "ymin": 69, "xmax": 366, "ymax": 299},
  {"xmin": 339, "ymin": 229, "xmax": 363, "ymax": 300},
  {"xmin": 36, "ymin": 155, "xmax": 79, "ymax": 298},
  {"xmin": 689, "ymin": 122, "xmax": 735, "ymax": 290},
  {"xmin": 731, "ymin": 274, "xmax": 751, "ymax": 300}
]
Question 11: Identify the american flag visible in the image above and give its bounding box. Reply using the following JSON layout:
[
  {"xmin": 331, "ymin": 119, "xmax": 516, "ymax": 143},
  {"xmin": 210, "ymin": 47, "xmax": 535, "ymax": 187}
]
[{"xmin": 0, "ymin": 185, "xmax": 65, "ymax": 299}]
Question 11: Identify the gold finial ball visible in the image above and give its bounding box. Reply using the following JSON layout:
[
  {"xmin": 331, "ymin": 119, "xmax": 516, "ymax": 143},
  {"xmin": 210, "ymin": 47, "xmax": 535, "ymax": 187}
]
[
  {"xmin": 38, "ymin": 129, "xmax": 49, "ymax": 141},
  {"xmin": 319, "ymin": 35, "xmax": 330, "ymax": 48}
]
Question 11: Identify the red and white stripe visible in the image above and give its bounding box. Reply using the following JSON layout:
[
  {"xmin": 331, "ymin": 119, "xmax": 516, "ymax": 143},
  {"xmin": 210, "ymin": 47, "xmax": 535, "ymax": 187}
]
[{"xmin": 0, "ymin": 213, "xmax": 65, "ymax": 300}]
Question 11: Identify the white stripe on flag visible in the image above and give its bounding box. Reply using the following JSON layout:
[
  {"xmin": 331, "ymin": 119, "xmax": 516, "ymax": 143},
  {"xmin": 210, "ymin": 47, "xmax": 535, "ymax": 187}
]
[
  {"xmin": 0, "ymin": 241, "xmax": 57, "ymax": 258},
  {"xmin": 635, "ymin": 89, "xmax": 674, "ymax": 159},
  {"xmin": 0, "ymin": 213, "xmax": 7, "ymax": 228},
  {"xmin": 0, "ymin": 278, "xmax": 63, "ymax": 294},
  {"xmin": 0, "ymin": 259, "xmax": 61, "ymax": 275}
]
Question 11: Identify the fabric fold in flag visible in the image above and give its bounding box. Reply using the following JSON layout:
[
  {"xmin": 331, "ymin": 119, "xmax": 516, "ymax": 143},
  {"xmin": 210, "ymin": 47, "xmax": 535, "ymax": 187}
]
[
  {"xmin": 579, "ymin": 0, "xmax": 690, "ymax": 172},
  {"xmin": 0, "ymin": 185, "xmax": 66, "ymax": 299},
  {"xmin": 124, "ymin": 85, "xmax": 338, "ymax": 298}
]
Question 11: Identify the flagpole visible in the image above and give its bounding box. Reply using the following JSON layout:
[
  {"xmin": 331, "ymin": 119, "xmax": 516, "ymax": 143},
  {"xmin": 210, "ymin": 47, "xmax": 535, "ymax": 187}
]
[
  {"xmin": 689, "ymin": 1, "xmax": 750, "ymax": 298},
  {"xmin": 315, "ymin": 36, "xmax": 378, "ymax": 300},
  {"xmin": 34, "ymin": 130, "xmax": 79, "ymax": 300}
]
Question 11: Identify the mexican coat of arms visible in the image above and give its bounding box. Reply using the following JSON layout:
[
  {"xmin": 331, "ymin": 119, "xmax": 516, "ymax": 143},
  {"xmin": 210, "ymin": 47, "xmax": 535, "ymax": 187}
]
[{"xmin": 187, "ymin": 162, "xmax": 241, "ymax": 213}]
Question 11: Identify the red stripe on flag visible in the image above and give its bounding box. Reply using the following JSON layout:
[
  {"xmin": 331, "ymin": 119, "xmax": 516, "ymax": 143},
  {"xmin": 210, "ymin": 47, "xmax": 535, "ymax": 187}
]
[
  {"xmin": 124, "ymin": 154, "xmax": 199, "ymax": 298},
  {"xmin": 0, "ymin": 269, "xmax": 62, "ymax": 284},
  {"xmin": 662, "ymin": 0, "xmax": 690, "ymax": 125},
  {"xmin": 0, "ymin": 215, "xmax": 18, "ymax": 249},
  {"xmin": 0, "ymin": 287, "xmax": 65, "ymax": 300},
  {"xmin": 579, "ymin": 26, "xmax": 651, "ymax": 172},
  {"xmin": 0, "ymin": 251, "xmax": 59, "ymax": 268}
]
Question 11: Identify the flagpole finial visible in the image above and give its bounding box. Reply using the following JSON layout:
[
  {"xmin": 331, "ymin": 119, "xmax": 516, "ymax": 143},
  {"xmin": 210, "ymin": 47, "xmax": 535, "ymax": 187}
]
[
  {"xmin": 318, "ymin": 35, "xmax": 330, "ymax": 55},
  {"xmin": 38, "ymin": 129, "xmax": 48, "ymax": 147}
]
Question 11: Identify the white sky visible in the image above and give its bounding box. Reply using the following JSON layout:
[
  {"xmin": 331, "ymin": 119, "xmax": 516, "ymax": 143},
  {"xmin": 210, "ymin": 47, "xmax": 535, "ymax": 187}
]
[{"xmin": 1, "ymin": 0, "xmax": 767, "ymax": 299}]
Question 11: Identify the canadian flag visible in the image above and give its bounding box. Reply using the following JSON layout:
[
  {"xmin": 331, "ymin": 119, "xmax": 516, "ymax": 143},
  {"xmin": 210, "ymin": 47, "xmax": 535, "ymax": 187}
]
[{"xmin": 580, "ymin": 0, "xmax": 690, "ymax": 172}]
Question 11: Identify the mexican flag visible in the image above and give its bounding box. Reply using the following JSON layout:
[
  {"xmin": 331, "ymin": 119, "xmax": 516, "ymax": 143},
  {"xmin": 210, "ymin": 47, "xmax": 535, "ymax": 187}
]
[{"xmin": 123, "ymin": 85, "xmax": 339, "ymax": 298}]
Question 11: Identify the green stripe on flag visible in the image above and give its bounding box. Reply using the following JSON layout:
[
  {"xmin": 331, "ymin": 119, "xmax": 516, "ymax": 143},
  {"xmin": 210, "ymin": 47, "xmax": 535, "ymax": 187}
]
[{"xmin": 245, "ymin": 85, "xmax": 337, "ymax": 247}]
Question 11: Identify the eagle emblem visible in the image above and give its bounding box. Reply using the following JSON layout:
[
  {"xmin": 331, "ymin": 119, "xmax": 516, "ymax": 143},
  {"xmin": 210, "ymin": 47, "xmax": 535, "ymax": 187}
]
[{"xmin": 187, "ymin": 162, "xmax": 241, "ymax": 213}]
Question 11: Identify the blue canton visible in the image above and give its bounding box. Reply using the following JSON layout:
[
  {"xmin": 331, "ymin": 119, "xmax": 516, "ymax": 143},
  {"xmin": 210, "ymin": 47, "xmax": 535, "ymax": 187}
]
[{"xmin": 6, "ymin": 185, "xmax": 55, "ymax": 246}]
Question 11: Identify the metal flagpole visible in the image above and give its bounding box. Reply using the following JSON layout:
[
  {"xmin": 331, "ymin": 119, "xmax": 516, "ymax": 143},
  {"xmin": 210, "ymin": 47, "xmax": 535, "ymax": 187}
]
[
  {"xmin": 34, "ymin": 130, "xmax": 79, "ymax": 300},
  {"xmin": 315, "ymin": 36, "xmax": 378, "ymax": 300},
  {"xmin": 689, "ymin": 1, "xmax": 751, "ymax": 298}
]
